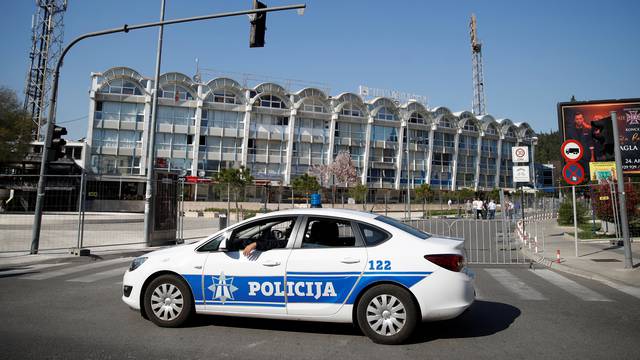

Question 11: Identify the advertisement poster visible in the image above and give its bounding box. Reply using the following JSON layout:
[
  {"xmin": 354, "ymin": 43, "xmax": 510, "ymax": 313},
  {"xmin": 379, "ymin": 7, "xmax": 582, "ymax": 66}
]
[
  {"xmin": 558, "ymin": 99, "xmax": 640, "ymax": 176},
  {"xmin": 589, "ymin": 161, "xmax": 617, "ymax": 181}
]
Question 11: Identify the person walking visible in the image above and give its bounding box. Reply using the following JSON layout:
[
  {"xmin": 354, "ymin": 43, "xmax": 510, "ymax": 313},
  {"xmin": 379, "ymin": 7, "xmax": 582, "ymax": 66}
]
[
  {"xmin": 488, "ymin": 199, "xmax": 496, "ymax": 219},
  {"xmin": 447, "ymin": 198, "xmax": 452, "ymax": 210},
  {"xmin": 465, "ymin": 199, "xmax": 472, "ymax": 218},
  {"xmin": 474, "ymin": 198, "xmax": 483, "ymax": 220}
]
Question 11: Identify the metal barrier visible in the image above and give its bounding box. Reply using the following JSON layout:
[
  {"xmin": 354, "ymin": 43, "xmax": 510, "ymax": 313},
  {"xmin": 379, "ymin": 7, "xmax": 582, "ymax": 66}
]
[{"xmin": 407, "ymin": 218, "xmax": 527, "ymax": 264}]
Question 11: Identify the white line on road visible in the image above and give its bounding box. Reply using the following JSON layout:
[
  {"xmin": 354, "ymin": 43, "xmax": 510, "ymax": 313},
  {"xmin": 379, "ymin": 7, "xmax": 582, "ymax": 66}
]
[
  {"xmin": 23, "ymin": 257, "xmax": 133, "ymax": 280},
  {"xmin": 0, "ymin": 262, "xmax": 69, "ymax": 277},
  {"xmin": 67, "ymin": 267, "xmax": 127, "ymax": 283},
  {"xmin": 530, "ymin": 269, "xmax": 612, "ymax": 301},
  {"xmin": 485, "ymin": 269, "xmax": 548, "ymax": 301}
]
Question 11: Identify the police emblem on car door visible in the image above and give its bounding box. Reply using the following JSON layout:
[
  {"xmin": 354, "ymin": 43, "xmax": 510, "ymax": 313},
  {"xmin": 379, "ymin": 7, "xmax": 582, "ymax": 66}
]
[{"xmin": 201, "ymin": 216, "xmax": 298, "ymax": 314}]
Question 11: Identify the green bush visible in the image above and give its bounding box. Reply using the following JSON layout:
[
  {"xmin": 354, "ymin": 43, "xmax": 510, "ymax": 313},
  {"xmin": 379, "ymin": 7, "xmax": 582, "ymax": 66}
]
[{"xmin": 557, "ymin": 199, "xmax": 588, "ymax": 226}]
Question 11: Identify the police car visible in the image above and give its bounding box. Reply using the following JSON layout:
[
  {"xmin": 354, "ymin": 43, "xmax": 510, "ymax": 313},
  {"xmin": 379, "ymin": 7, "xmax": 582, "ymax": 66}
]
[{"xmin": 122, "ymin": 209, "xmax": 475, "ymax": 344}]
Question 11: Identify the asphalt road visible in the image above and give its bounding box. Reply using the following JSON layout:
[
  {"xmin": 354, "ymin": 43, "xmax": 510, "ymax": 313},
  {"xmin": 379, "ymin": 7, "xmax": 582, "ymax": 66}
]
[{"xmin": 0, "ymin": 257, "xmax": 638, "ymax": 360}]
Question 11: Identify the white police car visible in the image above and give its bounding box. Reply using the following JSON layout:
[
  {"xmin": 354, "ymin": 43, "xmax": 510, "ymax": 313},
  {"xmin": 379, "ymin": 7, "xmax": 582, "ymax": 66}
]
[{"xmin": 122, "ymin": 209, "xmax": 474, "ymax": 344}]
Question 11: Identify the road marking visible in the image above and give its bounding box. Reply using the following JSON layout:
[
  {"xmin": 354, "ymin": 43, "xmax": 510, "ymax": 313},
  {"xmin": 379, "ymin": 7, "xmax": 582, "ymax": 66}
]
[
  {"xmin": 530, "ymin": 269, "xmax": 612, "ymax": 301},
  {"xmin": 67, "ymin": 267, "xmax": 126, "ymax": 283},
  {"xmin": 23, "ymin": 257, "xmax": 133, "ymax": 280},
  {"xmin": 0, "ymin": 263, "xmax": 69, "ymax": 277},
  {"xmin": 604, "ymin": 283, "xmax": 640, "ymax": 300},
  {"xmin": 485, "ymin": 269, "xmax": 547, "ymax": 300}
]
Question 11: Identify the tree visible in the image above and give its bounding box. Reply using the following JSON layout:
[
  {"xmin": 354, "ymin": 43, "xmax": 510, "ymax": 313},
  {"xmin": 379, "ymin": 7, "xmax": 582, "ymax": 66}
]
[
  {"xmin": 414, "ymin": 183, "xmax": 432, "ymax": 218},
  {"xmin": 349, "ymin": 183, "xmax": 368, "ymax": 211},
  {"xmin": 0, "ymin": 87, "xmax": 32, "ymax": 164},
  {"xmin": 213, "ymin": 166, "xmax": 254, "ymax": 221},
  {"xmin": 292, "ymin": 173, "xmax": 320, "ymax": 205},
  {"xmin": 331, "ymin": 151, "xmax": 358, "ymax": 187},
  {"xmin": 308, "ymin": 163, "xmax": 331, "ymax": 188},
  {"xmin": 593, "ymin": 182, "xmax": 638, "ymax": 223}
]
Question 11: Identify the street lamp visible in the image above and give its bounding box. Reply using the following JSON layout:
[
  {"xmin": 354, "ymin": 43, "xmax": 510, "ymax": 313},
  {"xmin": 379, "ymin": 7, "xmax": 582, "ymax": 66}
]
[{"xmin": 30, "ymin": 2, "xmax": 306, "ymax": 254}]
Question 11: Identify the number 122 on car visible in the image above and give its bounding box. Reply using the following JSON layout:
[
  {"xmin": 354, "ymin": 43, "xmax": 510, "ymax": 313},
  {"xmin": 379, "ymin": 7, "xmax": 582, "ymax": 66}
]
[{"xmin": 369, "ymin": 260, "xmax": 391, "ymax": 270}]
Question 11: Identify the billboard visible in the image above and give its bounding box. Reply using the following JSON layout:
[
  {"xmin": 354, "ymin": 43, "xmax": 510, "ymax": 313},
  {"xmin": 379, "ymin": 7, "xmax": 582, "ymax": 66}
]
[{"xmin": 558, "ymin": 98, "xmax": 640, "ymax": 177}]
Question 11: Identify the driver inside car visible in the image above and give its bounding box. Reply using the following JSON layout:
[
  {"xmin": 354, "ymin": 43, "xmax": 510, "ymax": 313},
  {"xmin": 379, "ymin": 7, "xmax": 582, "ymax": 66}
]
[{"xmin": 241, "ymin": 221, "xmax": 294, "ymax": 256}]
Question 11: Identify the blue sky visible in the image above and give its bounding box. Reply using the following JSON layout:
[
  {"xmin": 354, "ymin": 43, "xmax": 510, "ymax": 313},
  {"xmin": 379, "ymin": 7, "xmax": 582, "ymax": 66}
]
[{"xmin": 1, "ymin": 0, "xmax": 639, "ymax": 140}]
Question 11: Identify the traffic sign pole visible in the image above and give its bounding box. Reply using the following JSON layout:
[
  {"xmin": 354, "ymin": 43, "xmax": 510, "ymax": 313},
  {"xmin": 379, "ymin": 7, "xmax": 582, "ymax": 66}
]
[
  {"xmin": 572, "ymin": 185, "xmax": 578, "ymax": 257},
  {"xmin": 611, "ymin": 111, "xmax": 633, "ymax": 268}
]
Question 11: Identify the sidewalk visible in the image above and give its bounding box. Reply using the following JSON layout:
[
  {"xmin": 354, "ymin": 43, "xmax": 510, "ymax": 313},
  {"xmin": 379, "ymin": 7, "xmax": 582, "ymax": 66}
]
[{"xmin": 521, "ymin": 219, "xmax": 640, "ymax": 288}]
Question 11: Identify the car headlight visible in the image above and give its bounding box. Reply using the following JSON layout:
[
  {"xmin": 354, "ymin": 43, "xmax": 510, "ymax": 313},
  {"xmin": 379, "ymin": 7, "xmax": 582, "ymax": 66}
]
[{"xmin": 129, "ymin": 257, "xmax": 148, "ymax": 271}]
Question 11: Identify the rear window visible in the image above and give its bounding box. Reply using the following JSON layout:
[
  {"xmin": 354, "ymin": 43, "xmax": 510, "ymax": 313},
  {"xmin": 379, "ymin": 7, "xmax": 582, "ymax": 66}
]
[
  {"xmin": 374, "ymin": 215, "xmax": 432, "ymax": 239},
  {"xmin": 358, "ymin": 223, "xmax": 390, "ymax": 246}
]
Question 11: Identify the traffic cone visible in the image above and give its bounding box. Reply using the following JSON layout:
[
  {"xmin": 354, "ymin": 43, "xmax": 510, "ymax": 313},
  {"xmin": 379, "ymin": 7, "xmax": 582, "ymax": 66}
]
[{"xmin": 556, "ymin": 250, "xmax": 561, "ymax": 263}]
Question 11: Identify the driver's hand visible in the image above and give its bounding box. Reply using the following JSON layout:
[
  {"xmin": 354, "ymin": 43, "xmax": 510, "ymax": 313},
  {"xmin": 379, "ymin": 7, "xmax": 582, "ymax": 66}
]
[{"xmin": 243, "ymin": 242, "xmax": 257, "ymax": 256}]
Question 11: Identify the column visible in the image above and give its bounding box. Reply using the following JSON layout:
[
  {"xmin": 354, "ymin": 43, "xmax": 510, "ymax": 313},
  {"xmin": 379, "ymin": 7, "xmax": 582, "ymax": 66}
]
[
  {"xmin": 284, "ymin": 106, "xmax": 297, "ymax": 185},
  {"xmin": 140, "ymin": 79, "xmax": 154, "ymax": 176},
  {"xmin": 450, "ymin": 130, "xmax": 461, "ymax": 191},
  {"xmin": 240, "ymin": 89, "xmax": 252, "ymax": 168},
  {"xmin": 424, "ymin": 126, "xmax": 435, "ymax": 185},
  {"xmin": 395, "ymin": 121, "xmax": 406, "ymax": 190},
  {"xmin": 494, "ymin": 137, "xmax": 503, "ymax": 188},
  {"xmin": 191, "ymin": 84, "xmax": 203, "ymax": 176},
  {"xmin": 473, "ymin": 132, "xmax": 483, "ymax": 191},
  {"xmin": 361, "ymin": 116, "xmax": 374, "ymax": 185}
]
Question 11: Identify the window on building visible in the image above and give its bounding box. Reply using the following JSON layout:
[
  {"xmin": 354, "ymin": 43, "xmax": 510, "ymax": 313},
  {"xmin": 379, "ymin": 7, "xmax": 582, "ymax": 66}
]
[
  {"xmin": 375, "ymin": 107, "xmax": 396, "ymax": 121},
  {"xmin": 212, "ymin": 90, "xmax": 238, "ymax": 104},
  {"xmin": 409, "ymin": 112, "xmax": 425, "ymax": 124},
  {"xmin": 98, "ymin": 79, "xmax": 143, "ymax": 96},
  {"xmin": 159, "ymin": 84, "xmax": 194, "ymax": 101},
  {"xmin": 258, "ymin": 95, "xmax": 286, "ymax": 109},
  {"xmin": 340, "ymin": 103, "xmax": 363, "ymax": 117}
]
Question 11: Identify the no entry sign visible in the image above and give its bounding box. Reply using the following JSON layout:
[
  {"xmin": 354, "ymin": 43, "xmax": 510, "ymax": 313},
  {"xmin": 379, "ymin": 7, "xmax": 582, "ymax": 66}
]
[{"xmin": 562, "ymin": 162, "xmax": 585, "ymax": 185}]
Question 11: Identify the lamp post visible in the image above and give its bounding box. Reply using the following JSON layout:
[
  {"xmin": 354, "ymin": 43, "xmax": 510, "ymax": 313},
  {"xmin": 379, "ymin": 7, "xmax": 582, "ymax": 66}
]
[{"xmin": 30, "ymin": 2, "xmax": 306, "ymax": 253}]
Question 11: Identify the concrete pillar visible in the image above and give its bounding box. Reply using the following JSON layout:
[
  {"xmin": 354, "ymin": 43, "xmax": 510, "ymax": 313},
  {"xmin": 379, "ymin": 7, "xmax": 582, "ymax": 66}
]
[
  {"xmin": 450, "ymin": 129, "xmax": 461, "ymax": 191},
  {"xmin": 425, "ymin": 126, "xmax": 435, "ymax": 186},
  {"xmin": 240, "ymin": 89, "xmax": 252, "ymax": 168},
  {"xmin": 284, "ymin": 106, "xmax": 297, "ymax": 185},
  {"xmin": 140, "ymin": 79, "xmax": 154, "ymax": 176},
  {"xmin": 361, "ymin": 116, "xmax": 374, "ymax": 185},
  {"xmin": 395, "ymin": 121, "xmax": 406, "ymax": 190},
  {"xmin": 191, "ymin": 84, "xmax": 203, "ymax": 176},
  {"xmin": 474, "ymin": 131, "xmax": 483, "ymax": 191},
  {"xmin": 495, "ymin": 137, "xmax": 503, "ymax": 188}
]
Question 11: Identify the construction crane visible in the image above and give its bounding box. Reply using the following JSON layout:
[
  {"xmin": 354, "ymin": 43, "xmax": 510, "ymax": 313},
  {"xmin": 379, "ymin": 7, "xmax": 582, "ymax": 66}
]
[
  {"xmin": 470, "ymin": 14, "xmax": 486, "ymax": 116},
  {"xmin": 23, "ymin": 0, "xmax": 68, "ymax": 140}
]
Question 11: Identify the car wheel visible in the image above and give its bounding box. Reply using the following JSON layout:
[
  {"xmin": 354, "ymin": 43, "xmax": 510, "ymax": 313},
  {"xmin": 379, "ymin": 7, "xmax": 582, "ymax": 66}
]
[
  {"xmin": 356, "ymin": 284, "xmax": 418, "ymax": 345},
  {"xmin": 144, "ymin": 275, "xmax": 193, "ymax": 327}
]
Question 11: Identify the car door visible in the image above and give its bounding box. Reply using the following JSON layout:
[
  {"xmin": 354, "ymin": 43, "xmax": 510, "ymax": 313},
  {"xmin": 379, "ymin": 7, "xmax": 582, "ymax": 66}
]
[
  {"xmin": 200, "ymin": 215, "xmax": 300, "ymax": 315},
  {"xmin": 285, "ymin": 216, "xmax": 368, "ymax": 316}
]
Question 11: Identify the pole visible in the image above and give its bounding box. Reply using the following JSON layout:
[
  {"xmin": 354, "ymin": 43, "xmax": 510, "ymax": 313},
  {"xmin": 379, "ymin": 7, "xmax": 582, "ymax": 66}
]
[
  {"xmin": 143, "ymin": 0, "xmax": 165, "ymax": 247},
  {"xmin": 75, "ymin": 170, "xmax": 85, "ymax": 251},
  {"xmin": 520, "ymin": 183, "xmax": 525, "ymax": 233},
  {"xmin": 611, "ymin": 111, "xmax": 633, "ymax": 268},
  {"xmin": 29, "ymin": 2, "xmax": 306, "ymax": 253},
  {"xmin": 572, "ymin": 185, "xmax": 578, "ymax": 257},
  {"xmin": 406, "ymin": 127, "xmax": 411, "ymax": 220}
]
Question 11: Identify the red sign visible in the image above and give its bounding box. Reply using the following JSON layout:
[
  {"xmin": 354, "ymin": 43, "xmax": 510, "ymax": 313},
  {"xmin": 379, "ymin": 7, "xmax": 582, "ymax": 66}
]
[
  {"xmin": 561, "ymin": 139, "xmax": 584, "ymax": 163},
  {"xmin": 185, "ymin": 176, "xmax": 211, "ymax": 184},
  {"xmin": 562, "ymin": 162, "xmax": 585, "ymax": 185}
]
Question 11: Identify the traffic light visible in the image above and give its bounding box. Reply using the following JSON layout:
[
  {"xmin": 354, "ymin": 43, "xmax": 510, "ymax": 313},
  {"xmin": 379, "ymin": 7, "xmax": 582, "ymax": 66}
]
[
  {"xmin": 49, "ymin": 125, "xmax": 67, "ymax": 161},
  {"xmin": 249, "ymin": 0, "xmax": 267, "ymax": 48}
]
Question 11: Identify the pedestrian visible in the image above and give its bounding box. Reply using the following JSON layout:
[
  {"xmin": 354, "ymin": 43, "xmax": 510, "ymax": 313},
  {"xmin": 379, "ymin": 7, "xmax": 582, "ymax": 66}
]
[
  {"xmin": 465, "ymin": 199, "xmax": 472, "ymax": 218},
  {"xmin": 474, "ymin": 198, "xmax": 483, "ymax": 220},
  {"xmin": 506, "ymin": 199, "xmax": 514, "ymax": 220},
  {"xmin": 447, "ymin": 199, "xmax": 452, "ymax": 210},
  {"xmin": 488, "ymin": 199, "xmax": 496, "ymax": 219},
  {"xmin": 481, "ymin": 199, "xmax": 488, "ymax": 219}
]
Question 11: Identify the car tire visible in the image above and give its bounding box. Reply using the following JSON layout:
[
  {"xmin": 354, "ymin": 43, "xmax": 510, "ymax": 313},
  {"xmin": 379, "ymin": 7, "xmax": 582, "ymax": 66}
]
[
  {"xmin": 144, "ymin": 274, "xmax": 193, "ymax": 327},
  {"xmin": 356, "ymin": 284, "xmax": 418, "ymax": 345}
]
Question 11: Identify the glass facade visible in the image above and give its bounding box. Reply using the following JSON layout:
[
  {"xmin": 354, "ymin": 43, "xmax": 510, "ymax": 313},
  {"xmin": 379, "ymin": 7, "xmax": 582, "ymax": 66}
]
[{"xmin": 88, "ymin": 67, "xmax": 537, "ymax": 191}]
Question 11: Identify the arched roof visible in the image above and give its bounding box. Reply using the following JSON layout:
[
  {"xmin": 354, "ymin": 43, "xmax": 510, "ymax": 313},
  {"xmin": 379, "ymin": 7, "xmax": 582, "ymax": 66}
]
[
  {"xmin": 334, "ymin": 92, "xmax": 368, "ymax": 116},
  {"xmin": 159, "ymin": 72, "xmax": 198, "ymax": 98},
  {"xmin": 455, "ymin": 111, "xmax": 481, "ymax": 130},
  {"xmin": 497, "ymin": 118, "xmax": 518, "ymax": 138},
  {"xmin": 369, "ymin": 97, "xmax": 400, "ymax": 119},
  {"xmin": 431, "ymin": 106, "xmax": 452, "ymax": 117},
  {"xmin": 294, "ymin": 87, "xmax": 330, "ymax": 111},
  {"xmin": 403, "ymin": 101, "xmax": 431, "ymax": 124},
  {"xmin": 102, "ymin": 67, "xmax": 145, "ymax": 83},
  {"xmin": 203, "ymin": 77, "xmax": 246, "ymax": 104},
  {"xmin": 250, "ymin": 82, "xmax": 292, "ymax": 108}
]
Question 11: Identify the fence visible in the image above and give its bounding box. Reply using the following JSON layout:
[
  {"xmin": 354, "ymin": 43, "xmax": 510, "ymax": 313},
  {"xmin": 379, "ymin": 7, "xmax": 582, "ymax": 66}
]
[{"xmin": 2, "ymin": 174, "xmax": 638, "ymax": 257}]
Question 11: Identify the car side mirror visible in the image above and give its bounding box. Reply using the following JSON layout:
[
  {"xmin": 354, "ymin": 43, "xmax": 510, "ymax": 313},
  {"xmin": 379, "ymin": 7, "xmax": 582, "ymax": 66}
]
[{"xmin": 218, "ymin": 230, "xmax": 232, "ymax": 251}]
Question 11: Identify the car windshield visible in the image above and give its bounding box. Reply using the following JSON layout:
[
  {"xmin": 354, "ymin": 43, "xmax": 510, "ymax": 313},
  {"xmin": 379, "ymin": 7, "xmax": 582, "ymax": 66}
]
[{"xmin": 375, "ymin": 215, "xmax": 432, "ymax": 239}]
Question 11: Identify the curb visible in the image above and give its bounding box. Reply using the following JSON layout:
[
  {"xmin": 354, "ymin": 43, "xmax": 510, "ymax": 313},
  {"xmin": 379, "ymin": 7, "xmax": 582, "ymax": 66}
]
[{"xmin": 522, "ymin": 248, "xmax": 639, "ymax": 291}]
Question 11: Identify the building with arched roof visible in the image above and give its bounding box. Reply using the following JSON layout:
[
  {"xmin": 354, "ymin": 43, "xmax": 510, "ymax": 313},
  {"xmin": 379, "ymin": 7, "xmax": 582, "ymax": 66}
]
[{"xmin": 86, "ymin": 67, "xmax": 539, "ymax": 196}]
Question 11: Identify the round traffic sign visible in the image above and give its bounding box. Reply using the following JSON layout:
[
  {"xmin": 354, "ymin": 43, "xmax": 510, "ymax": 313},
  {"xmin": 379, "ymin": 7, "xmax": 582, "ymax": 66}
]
[
  {"xmin": 561, "ymin": 139, "xmax": 584, "ymax": 162},
  {"xmin": 515, "ymin": 147, "xmax": 526, "ymax": 158},
  {"xmin": 562, "ymin": 162, "xmax": 585, "ymax": 185}
]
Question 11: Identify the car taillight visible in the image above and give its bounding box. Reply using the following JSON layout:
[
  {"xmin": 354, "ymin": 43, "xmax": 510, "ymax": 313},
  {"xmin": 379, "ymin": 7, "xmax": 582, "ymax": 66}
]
[{"xmin": 424, "ymin": 254, "xmax": 465, "ymax": 272}]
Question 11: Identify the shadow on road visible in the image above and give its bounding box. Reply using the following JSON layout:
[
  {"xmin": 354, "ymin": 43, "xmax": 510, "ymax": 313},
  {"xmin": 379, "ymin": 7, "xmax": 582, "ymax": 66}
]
[
  {"xmin": 179, "ymin": 300, "xmax": 520, "ymax": 344},
  {"xmin": 409, "ymin": 300, "xmax": 520, "ymax": 343}
]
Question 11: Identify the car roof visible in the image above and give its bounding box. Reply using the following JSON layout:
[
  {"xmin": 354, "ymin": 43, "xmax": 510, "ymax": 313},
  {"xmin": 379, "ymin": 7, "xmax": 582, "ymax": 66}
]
[{"xmin": 258, "ymin": 208, "xmax": 379, "ymax": 221}]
